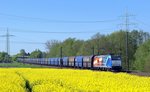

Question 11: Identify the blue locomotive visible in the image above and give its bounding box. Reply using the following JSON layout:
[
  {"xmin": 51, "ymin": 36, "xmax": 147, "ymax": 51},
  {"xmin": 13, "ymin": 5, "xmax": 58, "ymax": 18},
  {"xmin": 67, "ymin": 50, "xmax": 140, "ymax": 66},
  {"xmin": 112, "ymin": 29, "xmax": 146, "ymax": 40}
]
[{"xmin": 18, "ymin": 55, "xmax": 122, "ymax": 71}]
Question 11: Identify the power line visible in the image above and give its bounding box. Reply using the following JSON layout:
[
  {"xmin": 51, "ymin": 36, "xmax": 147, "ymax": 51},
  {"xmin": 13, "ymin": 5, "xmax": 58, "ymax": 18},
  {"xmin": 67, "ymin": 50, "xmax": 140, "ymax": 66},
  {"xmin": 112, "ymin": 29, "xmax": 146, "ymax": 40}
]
[
  {"xmin": 0, "ymin": 12, "xmax": 119, "ymax": 23},
  {"xmin": 0, "ymin": 40, "xmax": 45, "ymax": 44},
  {"xmin": 11, "ymin": 41, "xmax": 45, "ymax": 44},
  {"xmin": 135, "ymin": 19, "xmax": 150, "ymax": 28},
  {"xmin": 0, "ymin": 27, "xmax": 116, "ymax": 34}
]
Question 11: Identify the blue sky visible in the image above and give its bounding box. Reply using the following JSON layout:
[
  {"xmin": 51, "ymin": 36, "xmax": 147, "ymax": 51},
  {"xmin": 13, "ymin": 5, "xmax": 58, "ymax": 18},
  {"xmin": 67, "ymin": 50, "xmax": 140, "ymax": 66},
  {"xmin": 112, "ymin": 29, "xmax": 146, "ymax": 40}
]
[{"xmin": 0, "ymin": 0, "xmax": 149, "ymax": 55}]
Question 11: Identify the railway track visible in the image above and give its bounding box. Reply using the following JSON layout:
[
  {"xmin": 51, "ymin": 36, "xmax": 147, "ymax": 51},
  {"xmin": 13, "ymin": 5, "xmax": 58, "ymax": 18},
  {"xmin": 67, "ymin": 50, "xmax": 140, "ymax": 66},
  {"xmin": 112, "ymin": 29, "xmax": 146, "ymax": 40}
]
[{"xmin": 22, "ymin": 62, "xmax": 150, "ymax": 77}]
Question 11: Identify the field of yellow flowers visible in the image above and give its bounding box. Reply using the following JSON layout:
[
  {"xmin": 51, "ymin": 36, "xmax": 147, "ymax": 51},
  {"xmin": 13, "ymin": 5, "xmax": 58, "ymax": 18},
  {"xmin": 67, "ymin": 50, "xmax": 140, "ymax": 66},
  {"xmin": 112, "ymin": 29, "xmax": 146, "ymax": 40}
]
[{"xmin": 0, "ymin": 68, "xmax": 149, "ymax": 92}]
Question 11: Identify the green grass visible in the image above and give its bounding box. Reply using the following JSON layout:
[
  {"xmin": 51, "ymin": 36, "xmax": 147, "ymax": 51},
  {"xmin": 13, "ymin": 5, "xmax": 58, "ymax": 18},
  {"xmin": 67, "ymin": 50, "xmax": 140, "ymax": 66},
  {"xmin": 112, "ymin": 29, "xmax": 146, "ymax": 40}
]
[{"xmin": 0, "ymin": 62, "xmax": 48, "ymax": 68}]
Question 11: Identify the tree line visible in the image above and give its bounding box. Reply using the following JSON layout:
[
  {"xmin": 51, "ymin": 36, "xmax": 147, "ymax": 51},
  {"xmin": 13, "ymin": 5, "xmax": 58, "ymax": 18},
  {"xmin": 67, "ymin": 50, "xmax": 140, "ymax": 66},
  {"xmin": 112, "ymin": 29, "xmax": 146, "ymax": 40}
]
[
  {"xmin": 45, "ymin": 30, "xmax": 150, "ymax": 71},
  {"xmin": 0, "ymin": 30, "xmax": 150, "ymax": 72}
]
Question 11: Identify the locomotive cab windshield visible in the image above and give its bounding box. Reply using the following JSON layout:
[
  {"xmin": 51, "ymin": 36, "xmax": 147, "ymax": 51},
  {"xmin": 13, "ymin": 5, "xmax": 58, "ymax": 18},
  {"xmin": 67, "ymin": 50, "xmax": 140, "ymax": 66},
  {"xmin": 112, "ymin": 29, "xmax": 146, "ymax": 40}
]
[{"xmin": 111, "ymin": 55, "xmax": 122, "ymax": 71}]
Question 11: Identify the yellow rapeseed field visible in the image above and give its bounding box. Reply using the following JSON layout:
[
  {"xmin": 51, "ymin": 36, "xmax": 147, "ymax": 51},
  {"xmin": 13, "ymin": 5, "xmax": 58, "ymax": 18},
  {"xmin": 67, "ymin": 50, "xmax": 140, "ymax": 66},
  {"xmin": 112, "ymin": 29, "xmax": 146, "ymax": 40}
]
[
  {"xmin": 0, "ymin": 69, "xmax": 26, "ymax": 92},
  {"xmin": 0, "ymin": 68, "xmax": 149, "ymax": 92}
]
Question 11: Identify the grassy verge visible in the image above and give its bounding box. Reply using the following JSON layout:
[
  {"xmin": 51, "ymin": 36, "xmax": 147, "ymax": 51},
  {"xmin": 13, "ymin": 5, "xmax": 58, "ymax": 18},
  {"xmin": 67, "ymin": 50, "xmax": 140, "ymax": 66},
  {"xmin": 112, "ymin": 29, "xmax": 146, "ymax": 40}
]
[{"xmin": 0, "ymin": 62, "xmax": 48, "ymax": 68}]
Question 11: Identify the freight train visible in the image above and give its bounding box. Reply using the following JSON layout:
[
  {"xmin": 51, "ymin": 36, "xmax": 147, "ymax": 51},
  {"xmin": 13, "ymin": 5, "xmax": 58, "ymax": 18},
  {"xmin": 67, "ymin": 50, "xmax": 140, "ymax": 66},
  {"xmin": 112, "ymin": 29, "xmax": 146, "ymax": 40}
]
[{"xmin": 18, "ymin": 55, "xmax": 122, "ymax": 71}]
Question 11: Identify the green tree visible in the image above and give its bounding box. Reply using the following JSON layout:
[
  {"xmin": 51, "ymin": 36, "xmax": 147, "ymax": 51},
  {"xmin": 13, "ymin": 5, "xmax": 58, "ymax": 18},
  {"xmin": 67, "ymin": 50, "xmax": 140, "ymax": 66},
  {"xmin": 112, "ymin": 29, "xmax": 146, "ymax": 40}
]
[
  {"xmin": 134, "ymin": 40, "xmax": 150, "ymax": 72},
  {"xmin": 44, "ymin": 30, "xmax": 150, "ymax": 72},
  {"xmin": 12, "ymin": 49, "xmax": 27, "ymax": 61},
  {"xmin": 78, "ymin": 40, "xmax": 93, "ymax": 55},
  {"xmin": 70, "ymin": 39, "xmax": 84, "ymax": 56},
  {"xmin": 19, "ymin": 49, "xmax": 27, "ymax": 56},
  {"xmin": 30, "ymin": 49, "xmax": 43, "ymax": 58},
  {"xmin": 62, "ymin": 38, "xmax": 75, "ymax": 56},
  {"xmin": 0, "ymin": 52, "xmax": 9, "ymax": 63},
  {"xmin": 46, "ymin": 40, "xmax": 61, "ymax": 57},
  {"xmin": 91, "ymin": 33, "xmax": 107, "ymax": 55}
]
